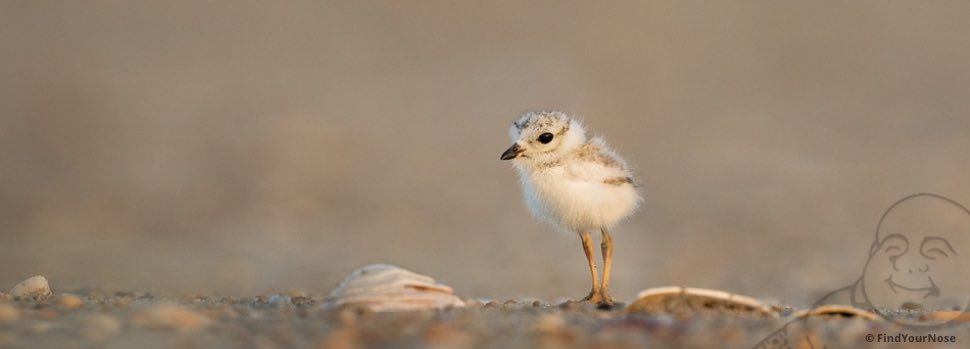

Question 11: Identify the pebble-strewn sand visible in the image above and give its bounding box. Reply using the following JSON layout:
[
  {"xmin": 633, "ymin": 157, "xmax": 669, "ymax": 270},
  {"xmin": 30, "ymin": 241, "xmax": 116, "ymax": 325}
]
[{"xmin": 2, "ymin": 288, "xmax": 967, "ymax": 349}]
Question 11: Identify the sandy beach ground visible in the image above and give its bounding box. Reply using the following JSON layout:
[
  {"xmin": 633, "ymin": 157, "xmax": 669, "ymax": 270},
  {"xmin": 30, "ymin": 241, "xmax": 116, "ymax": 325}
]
[{"xmin": 2, "ymin": 285, "xmax": 967, "ymax": 349}]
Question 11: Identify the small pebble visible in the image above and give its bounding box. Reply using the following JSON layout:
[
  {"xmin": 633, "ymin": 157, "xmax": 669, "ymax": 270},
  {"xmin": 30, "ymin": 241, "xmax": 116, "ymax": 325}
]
[
  {"xmin": 111, "ymin": 298, "xmax": 130, "ymax": 307},
  {"xmin": 332, "ymin": 304, "xmax": 371, "ymax": 326},
  {"xmin": 291, "ymin": 296, "xmax": 313, "ymax": 306},
  {"xmin": 209, "ymin": 304, "xmax": 240, "ymax": 320},
  {"xmin": 559, "ymin": 300, "xmax": 583, "ymax": 310},
  {"xmin": 320, "ymin": 327, "xmax": 363, "ymax": 349},
  {"xmin": 38, "ymin": 309, "xmax": 60, "ymax": 321},
  {"xmin": 220, "ymin": 296, "xmax": 238, "ymax": 304},
  {"xmin": 133, "ymin": 304, "xmax": 212, "ymax": 332},
  {"xmin": 58, "ymin": 294, "xmax": 84, "ymax": 309},
  {"xmin": 424, "ymin": 324, "xmax": 473, "ymax": 349},
  {"xmin": 269, "ymin": 294, "xmax": 291, "ymax": 307},
  {"xmin": 10, "ymin": 275, "xmax": 52, "ymax": 301},
  {"xmin": 0, "ymin": 304, "xmax": 20, "ymax": 324},
  {"xmin": 533, "ymin": 314, "xmax": 566, "ymax": 333},
  {"xmin": 83, "ymin": 314, "xmax": 122, "ymax": 341},
  {"xmin": 533, "ymin": 313, "xmax": 576, "ymax": 348}
]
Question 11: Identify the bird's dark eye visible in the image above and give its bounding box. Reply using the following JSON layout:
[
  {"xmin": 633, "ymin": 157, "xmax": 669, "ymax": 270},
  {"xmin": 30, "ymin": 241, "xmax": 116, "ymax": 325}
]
[{"xmin": 538, "ymin": 133, "xmax": 554, "ymax": 144}]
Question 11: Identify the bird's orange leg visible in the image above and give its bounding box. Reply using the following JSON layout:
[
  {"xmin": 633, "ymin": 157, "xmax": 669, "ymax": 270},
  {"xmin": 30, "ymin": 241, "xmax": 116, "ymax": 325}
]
[
  {"xmin": 579, "ymin": 231, "xmax": 607, "ymax": 304},
  {"xmin": 599, "ymin": 227, "xmax": 616, "ymax": 304}
]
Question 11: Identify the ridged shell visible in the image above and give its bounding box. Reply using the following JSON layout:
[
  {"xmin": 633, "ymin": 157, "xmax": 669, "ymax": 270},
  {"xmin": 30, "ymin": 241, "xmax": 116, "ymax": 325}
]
[
  {"xmin": 792, "ymin": 305, "xmax": 879, "ymax": 320},
  {"xmin": 323, "ymin": 264, "xmax": 464, "ymax": 312},
  {"xmin": 626, "ymin": 286, "xmax": 777, "ymax": 318}
]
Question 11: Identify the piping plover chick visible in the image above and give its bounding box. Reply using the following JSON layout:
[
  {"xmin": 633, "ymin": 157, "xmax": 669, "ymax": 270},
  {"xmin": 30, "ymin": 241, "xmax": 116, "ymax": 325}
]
[{"xmin": 501, "ymin": 111, "xmax": 641, "ymax": 305}]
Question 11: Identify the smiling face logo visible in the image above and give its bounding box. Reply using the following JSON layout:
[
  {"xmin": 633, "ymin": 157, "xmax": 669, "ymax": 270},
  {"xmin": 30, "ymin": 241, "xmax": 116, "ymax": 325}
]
[{"xmin": 861, "ymin": 193, "xmax": 970, "ymax": 327}]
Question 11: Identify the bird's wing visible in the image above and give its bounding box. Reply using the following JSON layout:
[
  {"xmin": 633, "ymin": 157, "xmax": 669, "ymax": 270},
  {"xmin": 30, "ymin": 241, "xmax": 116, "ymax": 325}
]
[{"xmin": 565, "ymin": 138, "xmax": 635, "ymax": 185}]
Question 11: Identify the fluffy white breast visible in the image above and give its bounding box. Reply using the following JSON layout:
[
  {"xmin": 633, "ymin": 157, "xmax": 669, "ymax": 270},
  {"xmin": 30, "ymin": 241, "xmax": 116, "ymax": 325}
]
[{"xmin": 514, "ymin": 138, "xmax": 641, "ymax": 232}]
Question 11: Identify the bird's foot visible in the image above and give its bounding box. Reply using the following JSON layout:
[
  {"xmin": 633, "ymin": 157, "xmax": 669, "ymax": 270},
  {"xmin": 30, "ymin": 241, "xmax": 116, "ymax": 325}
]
[
  {"xmin": 600, "ymin": 290, "xmax": 616, "ymax": 305},
  {"xmin": 581, "ymin": 289, "xmax": 615, "ymax": 306}
]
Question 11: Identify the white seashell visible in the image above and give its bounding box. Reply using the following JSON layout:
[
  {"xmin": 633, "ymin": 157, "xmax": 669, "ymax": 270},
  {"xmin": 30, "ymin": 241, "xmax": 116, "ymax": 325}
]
[
  {"xmin": 323, "ymin": 264, "xmax": 465, "ymax": 312},
  {"xmin": 132, "ymin": 304, "xmax": 212, "ymax": 332},
  {"xmin": 792, "ymin": 305, "xmax": 878, "ymax": 320},
  {"xmin": 626, "ymin": 286, "xmax": 777, "ymax": 318},
  {"xmin": 10, "ymin": 275, "xmax": 52, "ymax": 301}
]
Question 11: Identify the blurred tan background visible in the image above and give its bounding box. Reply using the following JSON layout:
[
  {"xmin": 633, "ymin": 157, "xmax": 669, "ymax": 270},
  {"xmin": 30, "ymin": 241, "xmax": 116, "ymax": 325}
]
[{"xmin": 2, "ymin": 1, "xmax": 969, "ymax": 305}]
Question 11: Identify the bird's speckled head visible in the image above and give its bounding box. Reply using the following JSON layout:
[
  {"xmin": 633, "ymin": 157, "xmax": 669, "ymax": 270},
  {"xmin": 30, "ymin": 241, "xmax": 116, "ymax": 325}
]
[{"xmin": 501, "ymin": 111, "xmax": 586, "ymax": 162}]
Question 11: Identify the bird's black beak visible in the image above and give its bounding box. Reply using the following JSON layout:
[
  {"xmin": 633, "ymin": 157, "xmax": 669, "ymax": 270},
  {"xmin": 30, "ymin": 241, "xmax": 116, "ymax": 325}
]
[{"xmin": 500, "ymin": 143, "xmax": 523, "ymax": 160}]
